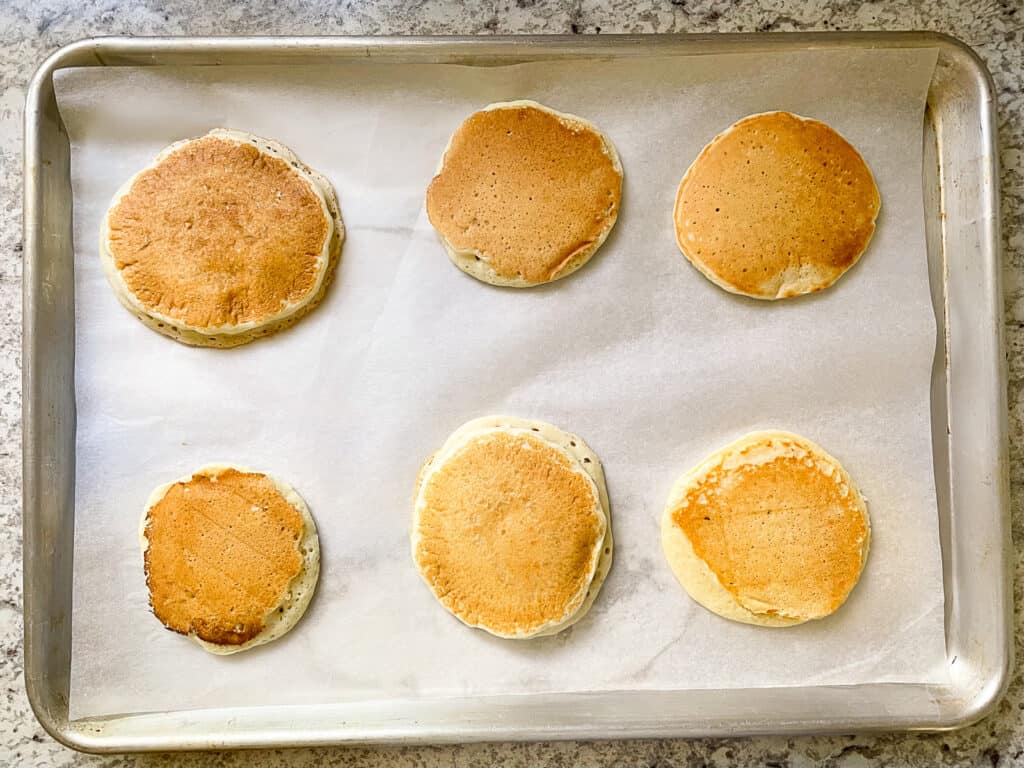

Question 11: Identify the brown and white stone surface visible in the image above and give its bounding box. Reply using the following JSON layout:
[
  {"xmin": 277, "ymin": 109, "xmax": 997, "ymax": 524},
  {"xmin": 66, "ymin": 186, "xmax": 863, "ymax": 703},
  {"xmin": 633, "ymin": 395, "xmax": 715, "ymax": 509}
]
[{"xmin": 2, "ymin": 1, "xmax": 1022, "ymax": 765}]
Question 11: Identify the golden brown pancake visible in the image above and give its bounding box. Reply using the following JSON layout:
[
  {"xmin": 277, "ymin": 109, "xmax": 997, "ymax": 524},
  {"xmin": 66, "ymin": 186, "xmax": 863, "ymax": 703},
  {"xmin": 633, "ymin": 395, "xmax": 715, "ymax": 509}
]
[
  {"xmin": 674, "ymin": 112, "xmax": 880, "ymax": 300},
  {"xmin": 102, "ymin": 129, "xmax": 343, "ymax": 347},
  {"xmin": 661, "ymin": 431, "xmax": 870, "ymax": 626},
  {"xmin": 412, "ymin": 416, "xmax": 612, "ymax": 638},
  {"xmin": 141, "ymin": 464, "xmax": 320, "ymax": 653},
  {"xmin": 426, "ymin": 101, "xmax": 623, "ymax": 287}
]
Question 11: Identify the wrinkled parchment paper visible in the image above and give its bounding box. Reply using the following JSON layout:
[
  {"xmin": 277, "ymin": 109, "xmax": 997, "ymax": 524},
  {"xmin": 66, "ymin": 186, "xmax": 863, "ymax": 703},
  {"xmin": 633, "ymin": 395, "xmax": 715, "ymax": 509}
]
[{"xmin": 56, "ymin": 46, "xmax": 945, "ymax": 720}]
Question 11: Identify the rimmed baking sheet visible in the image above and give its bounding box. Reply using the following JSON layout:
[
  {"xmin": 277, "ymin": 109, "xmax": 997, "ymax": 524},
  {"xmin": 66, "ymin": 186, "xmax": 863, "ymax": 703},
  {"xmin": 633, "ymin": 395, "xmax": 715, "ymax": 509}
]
[{"xmin": 22, "ymin": 34, "xmax": 1009, "ymax": 750}]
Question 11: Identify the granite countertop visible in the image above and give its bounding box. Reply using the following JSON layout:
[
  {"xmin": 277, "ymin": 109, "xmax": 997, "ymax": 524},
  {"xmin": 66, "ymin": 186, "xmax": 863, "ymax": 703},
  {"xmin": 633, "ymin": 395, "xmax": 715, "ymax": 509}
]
[{"xmin": 2, "ymin": 1, "xmax": 1022, "ymax": 765}]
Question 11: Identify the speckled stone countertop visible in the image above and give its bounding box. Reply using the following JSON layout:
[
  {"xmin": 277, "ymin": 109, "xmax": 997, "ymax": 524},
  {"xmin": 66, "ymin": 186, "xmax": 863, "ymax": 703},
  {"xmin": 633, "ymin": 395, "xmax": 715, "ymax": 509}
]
[{"xmin": 2, "ymin": 1, "xmax": 1023, "ymax": 765}]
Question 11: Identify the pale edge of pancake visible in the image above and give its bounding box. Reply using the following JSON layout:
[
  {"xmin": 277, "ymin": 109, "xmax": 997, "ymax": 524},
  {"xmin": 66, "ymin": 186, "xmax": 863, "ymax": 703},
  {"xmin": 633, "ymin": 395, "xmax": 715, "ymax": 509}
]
[
  {"xmin": 660, "ymin": 430, "xmax": 871, "ymax": 627},
  {"xmin": 433, "ymin": 100, "xmax": 624, "ymax": 288},
  {"xmin": 411, "ymin": 415, "xmax": 613, "ymax": 639},
  {"xmin": 139, "ymin": 462, "xmax": 321, "ymax": 655},
  {"xmin": 100, "ymin": 128, "xmax": 345, "ymax": 348},
  {"xmin": 673, "ymin": 111, "xmax": 881, "ymax": 301}
]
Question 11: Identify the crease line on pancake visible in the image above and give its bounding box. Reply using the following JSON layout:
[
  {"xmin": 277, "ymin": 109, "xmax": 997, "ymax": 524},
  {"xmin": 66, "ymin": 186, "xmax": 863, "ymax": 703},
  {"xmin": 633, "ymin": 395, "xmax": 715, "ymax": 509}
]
[{"xmin": 141, "ymin": 464, "xmax": 320, "ymax": 654}]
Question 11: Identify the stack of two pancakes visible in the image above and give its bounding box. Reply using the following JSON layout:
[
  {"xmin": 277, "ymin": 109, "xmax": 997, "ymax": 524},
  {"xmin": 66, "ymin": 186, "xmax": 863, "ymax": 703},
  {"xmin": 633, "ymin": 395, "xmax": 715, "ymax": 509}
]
[
  {"xmin": 141, "ymin": 464, "xmax": 320, "ymax": 653},
  {"xmin": 102, "ymin": 128, "xmax": 344, "ymax": 348},
  {"xmin": 412, "ymin": 417, "xmax": 614, "ymax": 638}
]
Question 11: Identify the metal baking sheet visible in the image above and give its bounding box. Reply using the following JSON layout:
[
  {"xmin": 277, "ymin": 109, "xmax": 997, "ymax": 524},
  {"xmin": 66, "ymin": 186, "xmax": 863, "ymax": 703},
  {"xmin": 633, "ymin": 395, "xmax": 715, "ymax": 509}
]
[{"xmin": 22, "ymin": 33, "xmax": 1009, "ymax": 751}]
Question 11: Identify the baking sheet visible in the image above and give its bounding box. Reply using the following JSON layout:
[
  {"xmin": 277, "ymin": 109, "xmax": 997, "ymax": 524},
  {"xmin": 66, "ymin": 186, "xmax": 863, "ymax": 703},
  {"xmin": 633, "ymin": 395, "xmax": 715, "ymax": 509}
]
[{"xmin": 56, "ymin": 47, "xmax": 945, "ymax": 720}]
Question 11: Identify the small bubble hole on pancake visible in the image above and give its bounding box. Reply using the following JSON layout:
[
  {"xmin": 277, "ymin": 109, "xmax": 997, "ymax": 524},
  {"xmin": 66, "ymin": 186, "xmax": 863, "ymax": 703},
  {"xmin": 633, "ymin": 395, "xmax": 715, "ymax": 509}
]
[
  {"xmin": 661, "ymin": 431, "xmax": 870, "ymax": 627},
  {"xmin": 412, "ymin": 416, "xmax": 613, "ymax": 638},
  {"xmin": 426, "ymin": 101, "xmax": 623, "ymax": 287},
  {"xmin": 141, "ymin": 464, "xmax": 320, "ymax": 654},
  {"xmin": 674, "ymin": 112, "xmax": 880, "ymax": 300}
]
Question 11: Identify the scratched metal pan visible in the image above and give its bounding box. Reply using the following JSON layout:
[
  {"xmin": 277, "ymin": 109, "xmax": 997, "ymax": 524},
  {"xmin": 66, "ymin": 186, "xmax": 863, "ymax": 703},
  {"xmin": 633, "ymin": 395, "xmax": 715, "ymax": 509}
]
[{"xmin": 22, "ymin": 33, "xmax": 1009, "ymax": 752}]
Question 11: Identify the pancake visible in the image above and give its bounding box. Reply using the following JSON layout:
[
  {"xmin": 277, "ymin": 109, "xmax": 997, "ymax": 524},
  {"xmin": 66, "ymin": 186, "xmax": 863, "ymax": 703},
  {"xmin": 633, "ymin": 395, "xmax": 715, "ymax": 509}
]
[
  {"xmin": 141, "ymin": 463, "xmax": 320, "ymax": 654},
  {"xmin": 426, "ymin": 101, "xmax": 623, "ymax": 287},
  {"xmin": 101, "ymin": 129, "xmax": 344, "ymax": 347},
  {"xmin": 661, "ymin": 431, "xmax": 869, "ymax": 626},
  {"xmin": 412, "ymin": 416, "xmax": 613, "ymax": 638},
  {"xmin": 673, "ymin": 111, "xmax": 880, "ymax": 300}
]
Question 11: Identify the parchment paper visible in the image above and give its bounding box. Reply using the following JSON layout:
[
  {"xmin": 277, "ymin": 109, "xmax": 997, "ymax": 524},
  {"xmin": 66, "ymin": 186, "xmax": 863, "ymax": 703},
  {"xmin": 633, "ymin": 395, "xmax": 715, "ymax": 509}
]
[{"xmin": 56, "ymin": 47, "xmax": 946, "ymax": 720}]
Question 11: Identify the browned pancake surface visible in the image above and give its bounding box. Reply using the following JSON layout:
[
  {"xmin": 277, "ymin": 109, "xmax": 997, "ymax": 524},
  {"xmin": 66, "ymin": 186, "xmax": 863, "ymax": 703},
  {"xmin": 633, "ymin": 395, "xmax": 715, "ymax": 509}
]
[
  {"xmin": 670, "ymin": 438, "xmax": 868, "ymax": 620},
  {"xmin": 144, "ymin": 468, "xmax": 304, "ymax": 646},
  {"xmin": 426, "ymin": 105, "xmax": 621, "ymax": 283},
  {"xmin": 107, "ymin": 136, "xmax": 330, "ymax": 328},
  {"xmin": 674, "ymin": 112, "xmax": 880, "ymax": 299},
  {"xmin": 415, "ymin": 431, "xmax": 603, "ymax": 635}
]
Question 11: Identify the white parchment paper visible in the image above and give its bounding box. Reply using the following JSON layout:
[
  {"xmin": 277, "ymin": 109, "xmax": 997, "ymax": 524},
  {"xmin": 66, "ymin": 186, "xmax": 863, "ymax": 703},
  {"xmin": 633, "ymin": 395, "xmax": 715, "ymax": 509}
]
[{"xmin": 57, "ymin": 47, "xmax": 945, "ymax": 720}]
